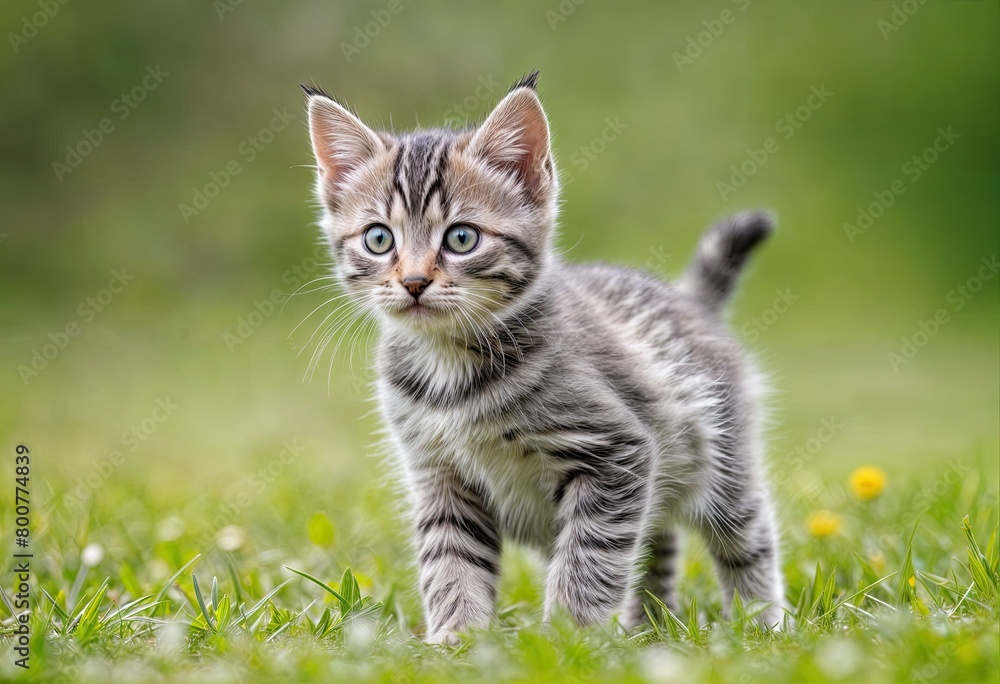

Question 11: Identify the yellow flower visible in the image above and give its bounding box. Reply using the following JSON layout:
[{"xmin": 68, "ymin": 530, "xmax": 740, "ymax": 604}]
[
  {"xmin": 868, "ymin": 551, "xmax": 886, "ymax": 574},
  {"xmin": 908, "ymin": 575, "xmax": 916, "ymax": 588},
  {"xmin": 806, "ymin": 510, "xmax": 843, "ymax": 538},
  {"xmin": 849, "ymin": 466, "xmax": 887, "ymax": 501}
]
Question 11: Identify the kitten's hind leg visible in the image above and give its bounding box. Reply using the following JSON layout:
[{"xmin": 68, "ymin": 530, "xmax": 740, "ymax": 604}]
[
  {"xmin": 699, "ymin": 492, "xmax": 786, "ymax": 629},
  {"xmin": 622, "ymin": 527, "xmax": 682, "ymax": 629}
]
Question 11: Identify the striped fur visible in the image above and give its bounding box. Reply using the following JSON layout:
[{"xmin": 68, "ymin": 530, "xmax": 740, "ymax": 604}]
[{"xmin": 305, "ymin": 75, "xmax": 786, "ymax": 643}]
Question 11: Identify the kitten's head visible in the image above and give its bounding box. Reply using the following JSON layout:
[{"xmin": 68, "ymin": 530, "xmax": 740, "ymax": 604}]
[{"xmin": 304, "ymin": 73, "xmax": 558, "ymax": 335}]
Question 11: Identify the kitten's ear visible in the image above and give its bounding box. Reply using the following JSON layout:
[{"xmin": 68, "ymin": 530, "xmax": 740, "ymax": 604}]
[
  {"xmin": 304, "ymin": 85, "xmax": 385, "ymax": 192},
  {"xmin": 467, "ymin": 74, "xmax": 553, "ymax": 201}
]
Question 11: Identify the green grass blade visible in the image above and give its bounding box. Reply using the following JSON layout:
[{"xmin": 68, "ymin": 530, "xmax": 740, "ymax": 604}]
[
  {"xmin": 818, "ymin": 573, "xmax": 898, "ymax": 621},
  {"xmin": 192, "ymin": 574, "xmax": 217, "ymax": 632},
  {"xmin": 339, "ymin": 567, "xmax": 362, "ymax": 615},
  {"xmin": 239, "ymin": 579, "xmax": 293, "ymax": 627},
  {"xmin": 153, "ymin": 555, "xmax": 202, "ymax": 605},
  {"xmin": 215, "ymin": 594, "xmax": 232, "ymax": 632},
  {"xmin": 896, "ymin": 518, "xmax": 921, "ymax": 607},
  {"xmin": 961, "ymin": 516, "xmax": 999, "ymax": 605},
  {"xmin": 227, "ymin": 561, "xmax": 244, "ymax": 607},
  {"xmin": 284, "ymin": 566, "xmax": 351, "ymax": 606},
  {"xmin": 71, "ymin": 578, "xmax": 110, "ymax": 645}
]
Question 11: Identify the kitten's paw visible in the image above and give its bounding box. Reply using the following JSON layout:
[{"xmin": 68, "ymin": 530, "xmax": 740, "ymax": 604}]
[
  {"xmin": 750, "ymin": 602, "xmax": 790, "ymax": 632},
  {"xmin": 617, "ymin": 608, "xmax": 649, "ymax": 632},
  {"xmin": 620, "ymin": 595, "xmax": 670, "ymax": 632},
  {"xmin": 425, "ymin": 629, "xmax": 463, "ymax": 647}
]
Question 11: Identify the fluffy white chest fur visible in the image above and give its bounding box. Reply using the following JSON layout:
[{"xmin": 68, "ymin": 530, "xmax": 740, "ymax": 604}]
[{"xmin": 385, "ymin": 393, "xmax": 561, "ymax": 550}]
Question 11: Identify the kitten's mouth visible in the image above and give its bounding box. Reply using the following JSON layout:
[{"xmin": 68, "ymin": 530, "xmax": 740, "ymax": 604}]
[{"xmin": 396, "ymin": 301, "xmax": 441, "ymax": 319}]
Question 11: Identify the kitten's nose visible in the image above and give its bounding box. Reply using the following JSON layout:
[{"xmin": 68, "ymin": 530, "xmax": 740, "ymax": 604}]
[{"xmin": 402, "ymin": 275, "xmax": 431, "ymax": 299}]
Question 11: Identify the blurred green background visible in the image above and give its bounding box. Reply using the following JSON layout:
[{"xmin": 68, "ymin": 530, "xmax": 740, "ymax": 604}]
[{"xmin": 1, "ymin": 0, "xmax": 997, "ymax": 567}]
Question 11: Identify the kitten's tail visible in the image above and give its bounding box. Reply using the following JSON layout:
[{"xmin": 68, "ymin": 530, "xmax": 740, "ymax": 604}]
[{"xmin": 680, "ymin": 210, "xmax": 775, "ymax": 313}]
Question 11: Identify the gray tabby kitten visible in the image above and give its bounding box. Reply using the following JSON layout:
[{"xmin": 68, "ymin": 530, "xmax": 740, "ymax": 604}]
[{"xmin": 303, "ymin": 73, "xmax": 785, "ymax": 644}]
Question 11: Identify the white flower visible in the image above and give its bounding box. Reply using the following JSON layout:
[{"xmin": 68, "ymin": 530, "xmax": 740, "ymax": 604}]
[
  {"xmin": 641, "ymin": 648, "xmax": 688, "ymax": 684},
  {"xmin": 215, "ymin": 525, "xmax": 246, "ymax": 552},
  {"xmin": 815, "ymin": 638, "xmax": 862, "ymax": 680},
  {"xmin": 346, "ymin": 619, "xmax": 376, "ymax": 652},
  {"xmin": 81, "ymin": 542, "xmax": 105, "ymax": 567},
  {"xmin": 156, "ymin": 516, "xmax": 184, "ymax": 542},
  {"xmin": 156, "ymin": 622, "xmax": 186, "ymax": 654}
]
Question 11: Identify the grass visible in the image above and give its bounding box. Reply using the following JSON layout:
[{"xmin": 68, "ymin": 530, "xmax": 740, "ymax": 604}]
[
  {"xmin": 0, "ymin": 309, "xmax": 997, "ymax": 683},
  {"xmin": 2, "ymin": 464, "xmax": 997, "ymax": 683}
]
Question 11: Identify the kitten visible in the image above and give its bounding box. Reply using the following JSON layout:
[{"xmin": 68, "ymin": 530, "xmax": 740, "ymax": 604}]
[{"xmin": 303, "ymin": 73, "xmax": 785, "ymax": 644}]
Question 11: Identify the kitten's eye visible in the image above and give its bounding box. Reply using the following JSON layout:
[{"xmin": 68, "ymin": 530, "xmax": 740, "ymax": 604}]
[
  {"xmin": 443, "ymin": 225, "xmax": 480, "ymax": 254},
  {"xmin": 363, "ymin": 225, "xmax": 394, "ymax": 254}
]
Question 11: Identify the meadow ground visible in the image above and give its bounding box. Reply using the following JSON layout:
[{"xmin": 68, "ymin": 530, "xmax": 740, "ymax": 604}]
[
  {"xmin": 1, "ymin": 3, "xmax": 998, "ymax": 680},
  {"xmin": 0, "ymin": 305, "xmax": 996, "ymax": 684}
]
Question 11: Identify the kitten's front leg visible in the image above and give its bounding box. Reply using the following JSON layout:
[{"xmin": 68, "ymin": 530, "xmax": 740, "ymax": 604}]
[
  {"xmin": 544, "ymin": 447, "xmax": 653, "ymax": 626},
  {"xmin": 412, "ymin": 466, "xmax": 501, "ymax": 645}
]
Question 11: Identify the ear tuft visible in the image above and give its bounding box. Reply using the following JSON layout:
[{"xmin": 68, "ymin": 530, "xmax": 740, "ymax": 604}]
[
  {"xmin": 509, "ymin": 70, "xmax": 540, "ymax": 93},
  {"xmin": 300, "ymin": 82, "xmax": 332, "ymax": 100}
]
